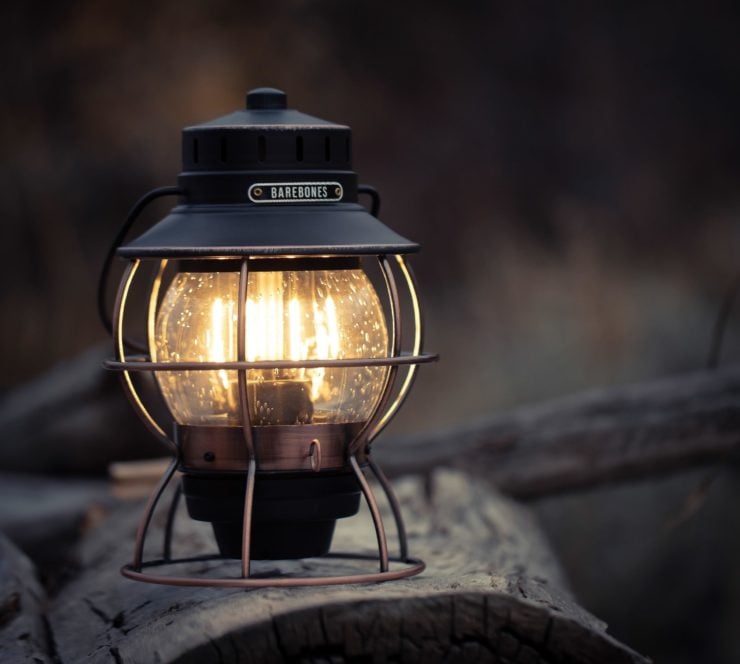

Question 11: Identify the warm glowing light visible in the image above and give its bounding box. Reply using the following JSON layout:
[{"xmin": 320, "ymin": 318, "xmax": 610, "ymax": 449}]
[
  {"xmin": 209, "ymin": 297, "xmax": 234, "ymax": 391},
  {"xmin": 288, "ymin": 298, "xmax": 301, "ymax": 362},
  {"xmin": 152, "ymin": 266, "xmax": 389, "ymax": 425}
]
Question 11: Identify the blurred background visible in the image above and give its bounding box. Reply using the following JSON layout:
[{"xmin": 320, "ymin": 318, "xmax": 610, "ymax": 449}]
[{"xmin": 1, "ymin": 1, "xmax": 739, "ymax": 662}]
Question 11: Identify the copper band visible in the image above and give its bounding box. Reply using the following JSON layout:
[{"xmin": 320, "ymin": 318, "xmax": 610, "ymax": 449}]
[{"xmin": 177, "ymin": 422, "xmax": 365, "ymax": 473}]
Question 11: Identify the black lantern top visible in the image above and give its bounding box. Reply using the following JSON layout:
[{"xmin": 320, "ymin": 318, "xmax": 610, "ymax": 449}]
[
  {"xmin": 182, "ymin": 87, "xmax": 350, "ymax": 172},
  {"xmin": 117, "ymin": 87, "xmax": 418, "ymax": 259}
]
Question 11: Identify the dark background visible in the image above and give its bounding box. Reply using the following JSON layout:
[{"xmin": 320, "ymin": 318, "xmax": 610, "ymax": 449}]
[{"xmin": 2, "ymin": 1, "xmax": 740, "ymax": 662}]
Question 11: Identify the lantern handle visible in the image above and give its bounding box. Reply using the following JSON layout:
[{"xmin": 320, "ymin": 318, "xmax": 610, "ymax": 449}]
[
  {"xmin": 97, "ymin": 186, "xmax": 183, "ymax": 338},
  {"xmin": 357, "ymin": 184, "xmax": 381, "ymax": 217}
]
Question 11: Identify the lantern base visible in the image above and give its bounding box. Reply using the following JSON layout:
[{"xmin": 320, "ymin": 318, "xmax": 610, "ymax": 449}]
[
  {"xmin": 212, "ymin": 521, "xmax": 338, "ymax": 560},
  {"xmin": 123, "ymin": 453, "xmax": 420, "ymax": 588},
  {"xmin": 182, "ymin": 472, "xmax": 362, "ymax": 560}
]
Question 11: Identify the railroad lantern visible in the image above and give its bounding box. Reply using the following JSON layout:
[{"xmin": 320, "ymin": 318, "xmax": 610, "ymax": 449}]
[{"xmin": 101, "ymin": 87, "xmax": 437, "ymax": 587}]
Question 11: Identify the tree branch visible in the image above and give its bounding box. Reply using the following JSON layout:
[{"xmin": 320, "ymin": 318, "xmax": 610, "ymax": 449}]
[{"xmin": 378, "ymin": 365, "xmax": 740, "ymax": 498}]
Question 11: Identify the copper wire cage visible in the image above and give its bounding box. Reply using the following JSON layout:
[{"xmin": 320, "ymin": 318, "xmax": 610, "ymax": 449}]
[{"xmin": 104, "ymin": 252, "xmax": 437, "ymax": 588}]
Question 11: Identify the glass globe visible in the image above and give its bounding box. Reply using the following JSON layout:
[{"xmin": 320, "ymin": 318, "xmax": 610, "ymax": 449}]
[{"xmin": 151, "ymin": 263, "xmax": 389, "ymax": 426}]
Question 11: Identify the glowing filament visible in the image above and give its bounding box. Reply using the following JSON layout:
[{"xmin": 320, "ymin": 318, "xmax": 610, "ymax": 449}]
[
  {"xmin": 209, "ymin": 297, "xmax": 232, "ymax": 390},
  {"xmin": 289, "ymin": 298, "xmax": 302, "ymax": 362}
]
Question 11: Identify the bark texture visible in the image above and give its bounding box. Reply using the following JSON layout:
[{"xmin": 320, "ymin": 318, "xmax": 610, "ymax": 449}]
[
  {"xmin": 0, "ymin": 535, "xmax": 54, "ymax": 663},
  {"xmin": 0, "ymin": 470, "xmax": 649, "ymax": 663},
  {"xmin": 379, "ymin": 365, "xmax": 740, "ymax": 498}
]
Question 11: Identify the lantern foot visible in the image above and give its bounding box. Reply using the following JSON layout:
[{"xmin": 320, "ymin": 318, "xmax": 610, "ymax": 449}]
[{"xmin": 123, "ymin": 455, "xmax": 423, "ymax": 587}]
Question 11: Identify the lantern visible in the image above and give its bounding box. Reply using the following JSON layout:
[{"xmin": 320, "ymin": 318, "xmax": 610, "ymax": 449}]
[{"xmin": 101, "ymin": 88, "xmax": 437, "ymax": 587}]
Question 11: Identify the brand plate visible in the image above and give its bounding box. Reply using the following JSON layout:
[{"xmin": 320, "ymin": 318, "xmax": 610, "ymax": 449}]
[{"xmin": 248, "ymin": 182, "xmax": 343, "ymax": 204}]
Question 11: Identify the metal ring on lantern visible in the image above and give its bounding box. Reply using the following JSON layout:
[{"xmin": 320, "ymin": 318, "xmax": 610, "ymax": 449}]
[{"xmin": 104, "ymin": 355, "xmax": 436, "ymax": 372}]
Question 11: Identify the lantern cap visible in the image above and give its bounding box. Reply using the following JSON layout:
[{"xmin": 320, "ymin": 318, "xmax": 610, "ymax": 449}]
[
  {"xmin": 180, "ymin": 87, "xmax": 351, "ymax": 174},
  {"xmin": 117, "ymin": 203, "xmax": 419, "ymax": 258},
  {"xmin": 117, "ymin": 87, "xmax": 419, "ymax": 258},
  {"xmin": 184, "ymin": 87, "xmax": 347, "ymax": 134}
]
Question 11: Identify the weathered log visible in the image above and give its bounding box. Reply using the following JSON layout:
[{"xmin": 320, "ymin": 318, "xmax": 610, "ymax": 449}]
[
  {"xmin": 36, "ymin": 470, "xmax": 647, "ymax": 663},
  {"xmin": 0, "ymin": 534, "xmax": 54, "ymax": 663},
  {"xmin": 379, "ymin": 365, "xmax": 740, "ymax": 498},
  {"xmin": 0, "ymin": 344, "xmax": 162, "ymax": 475},
  {"xmin": 0, "ymin": 472, "xmax": 111, "ymax": 589}
]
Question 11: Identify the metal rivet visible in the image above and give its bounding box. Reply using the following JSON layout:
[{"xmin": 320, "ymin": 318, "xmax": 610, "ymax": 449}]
[
  {"xmin": 253, "ymin": 187, "xmax": 263, "ymax": 197},
  {"xmin": 334, "ymin": 186, "xmax": 342, "ymax": 197},
  {"xmin": 203, "ymin": 451, "xmax": 215, "ymax": 462}
]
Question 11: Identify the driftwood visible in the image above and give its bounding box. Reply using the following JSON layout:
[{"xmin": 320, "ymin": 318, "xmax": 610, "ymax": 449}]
[
  {"xmin": 0, "ymin": 470, "xmax": 648, "ymax": 663},
  {"xmin": 379, "ymin": 365, "xmax": 740, "ymax": 498}
]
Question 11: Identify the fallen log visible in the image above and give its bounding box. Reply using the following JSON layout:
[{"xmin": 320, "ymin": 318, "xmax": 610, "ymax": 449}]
[
  {"xmin": 0, "ymin": 344, "xmax": 162, "ymax": 475},
  {"xmin": 31, "ymin": 470, "xmax": 647, "ymax": 663},
  {"xmin": 0, "ymin": 472, "xmax": 111, "ymax": 590},
  {"xmin": 2, "ymin": 344, "xmax": 737, "ymax": 501},
  {"xmin": 379, "ymin": 365, "xmax": 740, "ymax": 498},
  {"xmin": 0, "ymin": 534, "xmax": 54, "ymax": 663}
]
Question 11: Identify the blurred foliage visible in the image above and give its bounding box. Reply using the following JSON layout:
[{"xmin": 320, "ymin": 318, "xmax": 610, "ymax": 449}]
[{"xmin": 1, "ymin": 0, "xmax": 740, "ymax": 430}]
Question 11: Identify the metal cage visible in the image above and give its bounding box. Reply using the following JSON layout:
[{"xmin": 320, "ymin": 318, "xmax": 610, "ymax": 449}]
[{"xmin": 105, "ymin": 252, "xmax": 436, "ymax": 588}]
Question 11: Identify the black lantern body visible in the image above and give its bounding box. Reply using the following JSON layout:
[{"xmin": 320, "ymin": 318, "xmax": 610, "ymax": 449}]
[{"xmin": 104, "ymin": 88, "xmax": 436, "ymax": 587}]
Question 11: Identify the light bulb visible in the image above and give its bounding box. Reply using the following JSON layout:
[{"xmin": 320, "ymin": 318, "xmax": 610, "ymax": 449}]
[{"xmin": 152, "ymin": 265, "xmax": 389, "ymax": 426}]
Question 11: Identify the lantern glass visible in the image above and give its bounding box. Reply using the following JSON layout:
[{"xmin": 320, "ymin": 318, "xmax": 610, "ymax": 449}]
[{"xmin": 151, "ymin": 264, "xmax": 389, "ymax": 426}]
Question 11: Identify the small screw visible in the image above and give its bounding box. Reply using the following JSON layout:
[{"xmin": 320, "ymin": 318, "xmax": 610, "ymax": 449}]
[
  {"xmin": 203, "ymin": 451, "xmax": 215, "ymax": 462},
  {"xmin": 253, "ymin": 187, "xmax": 263, "ymax": 197},
  {"xmin": 334, "ymin": 186, "xmax": 342, "ymax": 197}
]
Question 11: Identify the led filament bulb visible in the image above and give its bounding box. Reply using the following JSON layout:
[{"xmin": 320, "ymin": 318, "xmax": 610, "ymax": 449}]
[{"xmin": 152, "ymin": 263, "xmax": 389, "ymax": 426}]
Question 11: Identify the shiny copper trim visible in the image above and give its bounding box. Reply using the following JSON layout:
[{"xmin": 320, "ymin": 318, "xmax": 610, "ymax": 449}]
[{"xmin": 177, "ymin": 423, "xmax": 364, "ymax": 473}]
